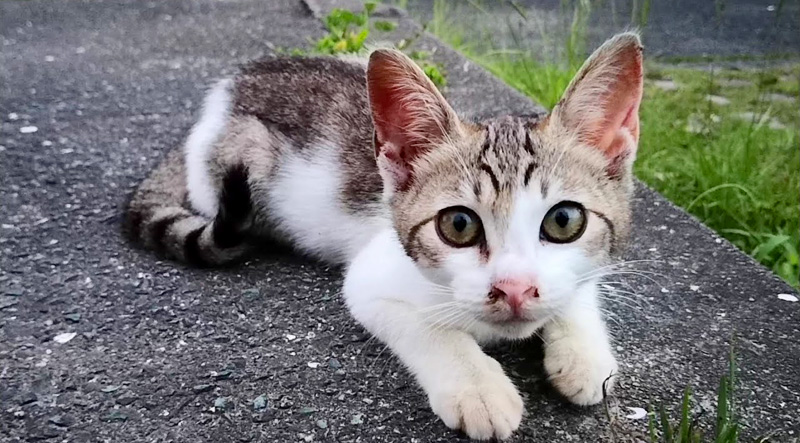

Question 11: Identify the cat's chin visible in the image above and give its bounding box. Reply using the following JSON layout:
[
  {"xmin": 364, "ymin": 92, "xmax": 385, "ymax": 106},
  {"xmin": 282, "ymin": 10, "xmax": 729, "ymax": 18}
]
[{"xmin": 471, "ymin": 317, "xmax": 546, "ymax": 341}]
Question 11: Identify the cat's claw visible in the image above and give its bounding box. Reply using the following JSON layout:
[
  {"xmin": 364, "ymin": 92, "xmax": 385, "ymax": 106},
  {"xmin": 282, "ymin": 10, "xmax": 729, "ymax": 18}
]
[
  {"xmin": 544, "ymin": 338, "xmax": 619, "ymax": 406},
  {"xmin": 428, "ymin": 363, "xmax": 524, "ymax": 441}
]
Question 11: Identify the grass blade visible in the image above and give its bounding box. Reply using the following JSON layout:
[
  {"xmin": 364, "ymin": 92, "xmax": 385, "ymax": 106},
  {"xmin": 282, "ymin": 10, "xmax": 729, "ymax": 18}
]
[
  {"xmin": 660, "ymin": 405, "xmax": 674, "ymax": 442},
  {"xmin": 678, "ymin": 386, "xmax": 692, "ymax": 441},
  {"xmin": 716, "ymin": 375, "xmax": 730, "ymax": 436}
]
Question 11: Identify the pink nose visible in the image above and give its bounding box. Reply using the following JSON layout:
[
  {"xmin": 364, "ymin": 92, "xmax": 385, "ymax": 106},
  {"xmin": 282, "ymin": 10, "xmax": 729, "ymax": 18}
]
[{"xmin": 490, "ymin": 279, "xmax": 539, "ymax": 314}]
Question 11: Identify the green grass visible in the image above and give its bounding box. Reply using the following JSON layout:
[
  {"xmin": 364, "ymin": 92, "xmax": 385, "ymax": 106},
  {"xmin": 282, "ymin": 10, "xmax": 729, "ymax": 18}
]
[
  {"xmin": 424, "ymin": 0, "xmax": 800, "ymax": 288},
  {"xmin": 306, "ymin": 2, "xmax": 447, "ymax": 87},
  {"xmin": 637, "ymin": 66, "xmax": 799, "ymax": 288},
  {"xmin": 642, "ymin": 347, "xmax": 740, "ymax": 442}
]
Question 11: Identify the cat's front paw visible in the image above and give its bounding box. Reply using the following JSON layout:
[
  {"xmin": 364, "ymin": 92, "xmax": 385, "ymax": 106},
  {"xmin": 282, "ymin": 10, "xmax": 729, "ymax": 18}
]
[
  {"xmin": 544, "ymin": 338, "xmax": 618, "ymax": 406},
  {"xmin": 428, "ymin": 361, "xmax": 524, "ymax": 441}
]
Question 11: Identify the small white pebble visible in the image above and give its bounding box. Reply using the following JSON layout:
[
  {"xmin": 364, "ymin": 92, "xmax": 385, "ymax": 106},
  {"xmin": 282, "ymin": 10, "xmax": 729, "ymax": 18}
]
[
  {"xmin": 715, "ymin": 238, "xmax": 722, "ymax": 244},
  {"xmin": 626, "ymin": 407, "xmax": 648, "ymax": 420},
  {"xmin": 689, "ymin": 285, "xmax": 700, "ymax": 291},
  {"xmin": 45, "ymin": 55, "xmax": 55, "ymax": 62},
  {"xmin": 285, "ymin": 334, "xmax": 297, "ymax": 340},
  {"xmin": 307, "ymin": 362, "xmax": 320, "ymax": 369},
  {"xmin": 41, "ymin": 140, "xmax": 52, "ymax": 147},
  {"xmin": 660, "ymin": 288, "xmax": 669, "ymax": 293},
  {"xmin": 767, "ymin": 5, "xmax": 776, "ymax": 11},
  {"xmin": 648, "ymin": 247, "xmax": 657, "ymax": 252},
  {"xmin": 653, "ymin": 80, "xmax": 678, "ymax": 91},
  {"xmin": 19, "ymin": 126, "xmax": 38, "ymax": 134},
  {"xmin": 777, "ymin": 293, "xmax": 798, "ymax": 303},
  {"xmin": 8, "ymin": 112, "xmax": 19, "ymax": 121},
  {"xmin": 53, "ymin": 332, "xmax": 77, "ymax": 344},
  {"xmin": 705, "ymin": 94, "xmax": 730, "ymax": 106},
  {"xmin": 75, "ymin": 46, "xmax": 86, "ymax": 54}
]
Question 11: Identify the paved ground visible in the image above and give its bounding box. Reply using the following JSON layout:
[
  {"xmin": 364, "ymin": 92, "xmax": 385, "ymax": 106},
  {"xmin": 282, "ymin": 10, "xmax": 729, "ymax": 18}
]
[
  {"xmin": 1, "ymin": 0, "xmax": 798, "ymax": 442},
  {"xmin": 406, "ymin": 0, "xmax": 800, "ymax": 61}
]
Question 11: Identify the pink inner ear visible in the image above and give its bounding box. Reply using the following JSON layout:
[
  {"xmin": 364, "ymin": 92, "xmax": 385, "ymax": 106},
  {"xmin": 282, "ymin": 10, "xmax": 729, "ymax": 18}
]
[
  {"xmin": 592, "ymin": 68, "xmax": 643, "ymax": 159},
  {"xmin": 367, "ymin": 50, "xmax": 453, "ymax": 190},
  {"xmin": 371, "ymin": 97, "xmax": 421, "ymax": 164},
  {"xmin": 600, "ymin": 99, "xmax": 641, "ymax": 160},
  {"xmin": 558, "ymin": 37, "xmax": 644, "ymax": 166}
]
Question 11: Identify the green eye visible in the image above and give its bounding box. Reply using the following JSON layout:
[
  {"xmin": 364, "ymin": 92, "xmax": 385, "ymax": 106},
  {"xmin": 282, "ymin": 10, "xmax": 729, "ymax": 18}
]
[
  {"xmin": 540, "ymin": 201, "xmax": 587, "ymax": 243},
  {"xmin": 435, "ymin": 206, "xmax": 483, "ymax": 248}
]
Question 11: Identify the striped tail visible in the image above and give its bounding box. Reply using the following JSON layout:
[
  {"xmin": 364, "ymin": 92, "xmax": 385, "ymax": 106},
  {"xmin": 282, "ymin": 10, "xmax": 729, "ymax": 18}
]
[{"xmin": 124, "ymin": 148, "xmax": 253, "ymax": 266}]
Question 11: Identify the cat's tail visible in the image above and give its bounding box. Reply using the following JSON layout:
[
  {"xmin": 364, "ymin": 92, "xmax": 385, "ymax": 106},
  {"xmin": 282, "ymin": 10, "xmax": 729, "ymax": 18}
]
[{"xmin": 123, "ymin": 148, "xmax": 253, "ymax": 267}]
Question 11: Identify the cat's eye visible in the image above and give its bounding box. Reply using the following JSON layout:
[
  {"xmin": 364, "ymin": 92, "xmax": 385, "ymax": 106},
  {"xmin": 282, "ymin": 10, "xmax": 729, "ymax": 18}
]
[
  {"xmin": 540, "ymin": 201, "xmax": 587, "ymax": 243},
  {"xmin": 435, "ymin": 206, "xmax": 483, "ymax": 248}
]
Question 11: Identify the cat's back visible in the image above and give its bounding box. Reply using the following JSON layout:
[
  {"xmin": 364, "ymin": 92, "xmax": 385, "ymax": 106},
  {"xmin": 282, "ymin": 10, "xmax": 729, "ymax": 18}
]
[
  {"xmin": 221, "ymin": 55, "xmax": 385, "ymax": 263},
  {"xmin": 232, "ymin": 55, "xmax": 372, "ymax": 147}
]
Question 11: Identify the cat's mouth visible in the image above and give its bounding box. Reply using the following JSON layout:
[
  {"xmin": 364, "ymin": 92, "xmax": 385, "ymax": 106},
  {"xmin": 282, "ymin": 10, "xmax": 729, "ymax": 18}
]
[
  {"xmin": 479, "ymin": 314, "xmax": 544, "ymax": 339},
  {"xmin": 482, "ymin": 311, "xmax": 537, "ymax": 325}
]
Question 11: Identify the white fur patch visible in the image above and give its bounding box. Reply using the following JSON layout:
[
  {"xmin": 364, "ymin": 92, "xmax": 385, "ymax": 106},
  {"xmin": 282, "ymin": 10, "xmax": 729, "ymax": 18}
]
[
  {"xmin": 184, "ymin": 79, "xmax": 233, "ymax": 218},
  {"xmin": 267, "ymin": 145, "xmax": 389, "ymax": 264}
]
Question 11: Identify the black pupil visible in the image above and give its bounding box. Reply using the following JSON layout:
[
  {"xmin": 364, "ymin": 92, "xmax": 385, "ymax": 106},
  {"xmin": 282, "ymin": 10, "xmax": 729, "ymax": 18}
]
[
  {"xmin": 453, "ymin": 213, "xmax": 469, "ymax": 232},
  {"xmin": 555, "ymin": 209, "xmax": 570, "ymax": 228}
]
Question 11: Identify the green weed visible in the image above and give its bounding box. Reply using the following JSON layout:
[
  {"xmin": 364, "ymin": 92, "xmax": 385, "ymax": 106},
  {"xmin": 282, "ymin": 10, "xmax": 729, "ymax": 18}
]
[
  {"xmin": 646, "ymin": 348, "xmax": 740, "ymax": 442},
  {"xmin": 310, "ymin": 2, "xmax": 447, "ymax": 88},
  {"xmin": 314, "ymin": 3, "xmax": 376, "ymax": 55}
]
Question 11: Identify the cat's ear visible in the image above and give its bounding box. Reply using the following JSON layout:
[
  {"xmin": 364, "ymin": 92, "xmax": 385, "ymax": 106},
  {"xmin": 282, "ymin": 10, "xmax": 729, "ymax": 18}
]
[
  {"xmin": 551, "ymin": 33, "xmax": 643, "ymax": 177},
  {"xmin": 367, "ymin": 49, "xmax": 459, "ymax": 191}
]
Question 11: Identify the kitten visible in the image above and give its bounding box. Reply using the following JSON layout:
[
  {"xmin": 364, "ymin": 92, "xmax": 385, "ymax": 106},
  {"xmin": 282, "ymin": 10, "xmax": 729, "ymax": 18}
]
[{"xmin": 126, "ymin": 32, "xmax": 643, "ymax": 440}]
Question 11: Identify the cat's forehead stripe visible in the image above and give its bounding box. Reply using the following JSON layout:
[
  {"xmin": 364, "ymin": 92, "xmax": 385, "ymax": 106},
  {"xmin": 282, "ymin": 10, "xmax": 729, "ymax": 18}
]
[{"xmin": 478, "ymin": 118, "xmax": 542, "ymax": 190}]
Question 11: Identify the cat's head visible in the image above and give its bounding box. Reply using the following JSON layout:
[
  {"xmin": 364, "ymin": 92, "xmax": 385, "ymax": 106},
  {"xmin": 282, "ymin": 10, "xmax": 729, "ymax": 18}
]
[{"xmin": 367, "ymin": 33, "xmax": 643, "ymax": 339}]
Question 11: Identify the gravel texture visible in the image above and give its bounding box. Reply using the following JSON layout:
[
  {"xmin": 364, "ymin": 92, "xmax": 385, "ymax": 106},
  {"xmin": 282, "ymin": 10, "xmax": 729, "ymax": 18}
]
[{"xmin": 1, "ymin": 0, "xmax": 798, "ymax": 441}]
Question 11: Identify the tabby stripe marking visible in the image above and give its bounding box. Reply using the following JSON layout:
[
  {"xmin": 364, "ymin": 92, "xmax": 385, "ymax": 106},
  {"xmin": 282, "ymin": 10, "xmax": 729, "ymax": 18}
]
[
  {"xmin": 523, "ymin": 131, "xmax": 535, "ymax": 156},
  {"xmin": 523, "ymin": 161, "xmax": 538, "ymax": 187},
  {"xmin": 479, "ymin": 164, "xmax": 500, "ymax": 193},
  {"xmin": 184, "ymin": 226, "xmax": 208, "ymax": 267},
  {"xmin": 404, "ymin": 215, "xmax": 436, "ymax": 259},
  {"xmin": 150, "ymin": 214, "xmax": 184, "ymax": 252},
  {"xmin": 589, "ymin": 209, "xmax": 617, "ymax": 254}
]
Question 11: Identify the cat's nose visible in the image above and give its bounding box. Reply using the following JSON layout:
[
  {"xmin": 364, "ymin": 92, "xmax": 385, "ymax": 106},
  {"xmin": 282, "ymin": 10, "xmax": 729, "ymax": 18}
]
[{"xmin": 490, "ymin": 279, "xmax": 539, "ymax": 313}]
